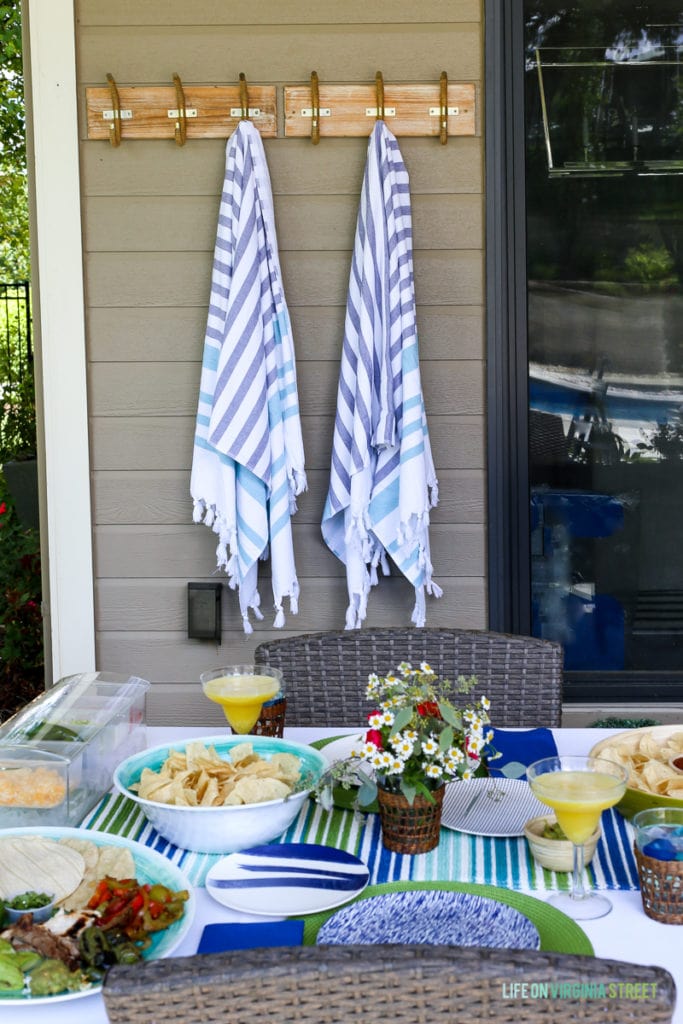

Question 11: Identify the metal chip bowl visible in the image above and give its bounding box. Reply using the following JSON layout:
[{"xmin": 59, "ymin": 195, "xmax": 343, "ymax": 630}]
[{"xmin": 113, "ymin": 735, "xmax": 326, "ymax": 854}]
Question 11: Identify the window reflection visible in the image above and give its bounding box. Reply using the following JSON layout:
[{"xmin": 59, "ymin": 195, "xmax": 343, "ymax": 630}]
[{"xmin": 525, "ymin": 2, "xmax": 683, "ymax": 681}]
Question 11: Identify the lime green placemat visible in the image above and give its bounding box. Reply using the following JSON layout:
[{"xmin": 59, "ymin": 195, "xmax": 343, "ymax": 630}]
[{"xmin": 301, "ymin": 881, "xmax": 593, "ymax": 956}]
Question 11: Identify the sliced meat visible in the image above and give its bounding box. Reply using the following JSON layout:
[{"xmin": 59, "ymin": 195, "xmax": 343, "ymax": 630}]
[
  {"xmin": 1, "ymin": 908, "xmax": 99, "ymax": 971},
  {"xmin": 1, "ymin": 914, "xmax": 81, "ymax": 970}
]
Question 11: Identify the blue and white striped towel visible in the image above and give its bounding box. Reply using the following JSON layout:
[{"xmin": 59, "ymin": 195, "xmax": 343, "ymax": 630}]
[
  {"xmin": 321, "ymin": 122, "xmax": 441, "ymax": 628},
  {"xmin": 191, "ymin": 121, "xmax": 306, "ymax": 633}
]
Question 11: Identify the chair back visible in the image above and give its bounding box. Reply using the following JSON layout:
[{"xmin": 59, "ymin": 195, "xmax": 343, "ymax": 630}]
[
  {"xmin": 103, "ymin": 944, "xmax": 675, "ymax": 1024},
  {"xmin": 254, "ymin": 627, "xmax": 563, "ymax": 727}
]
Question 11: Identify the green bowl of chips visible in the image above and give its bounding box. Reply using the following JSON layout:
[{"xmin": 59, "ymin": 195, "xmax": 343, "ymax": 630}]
[{"xmin": 589, "ymin": 725, "xmax": 683, "ymax": 820}]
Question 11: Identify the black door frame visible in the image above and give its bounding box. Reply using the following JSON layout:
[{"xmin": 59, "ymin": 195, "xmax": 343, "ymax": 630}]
[{"xmin": 485, "ymin": 0, "xmax": 531, "ymax": 637}]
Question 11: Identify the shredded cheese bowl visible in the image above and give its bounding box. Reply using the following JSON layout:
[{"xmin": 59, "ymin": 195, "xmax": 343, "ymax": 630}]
[
  {"xmin": 0, "ymin": 748, "xmax": 68, "ymax": 824},
  {"xmin": 113, "ymin": 735, "xmax": 327, "ymax": 854}
]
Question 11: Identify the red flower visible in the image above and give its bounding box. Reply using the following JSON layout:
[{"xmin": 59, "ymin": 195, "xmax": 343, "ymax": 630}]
[
  {"xmin": 465, "ymin": 736, "xmax": 480, "ymax": 761},
  {"xmin": 365, "ymin": 729, "xmax": 383, "ymax": 749},
  {"xmin": 0, "ymin": 503, "xmax": 6, "ymax": 515},
  {"xmin": 417, "ymin": 700, "xmax": 440, "ymax": 719}
]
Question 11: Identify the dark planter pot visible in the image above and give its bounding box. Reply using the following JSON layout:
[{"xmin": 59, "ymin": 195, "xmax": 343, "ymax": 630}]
[{"xmin": 2, "ymin": 459, "xmax": 39, "ymax": 530}]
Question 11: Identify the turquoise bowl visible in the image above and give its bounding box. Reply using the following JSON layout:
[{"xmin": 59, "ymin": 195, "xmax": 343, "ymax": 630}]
[{"xmin": 113, "ymin": 735, "xmax": 326, "ymax": 854}]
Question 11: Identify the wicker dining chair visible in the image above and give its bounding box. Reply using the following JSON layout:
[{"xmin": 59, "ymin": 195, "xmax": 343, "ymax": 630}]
[
  {"xmin": 102, "ymin": 944, "xmax": 675, "ymax": 1024},
  {"xmin": 254, "ymin": 627, "xmax": 563, "ymax": 728}
]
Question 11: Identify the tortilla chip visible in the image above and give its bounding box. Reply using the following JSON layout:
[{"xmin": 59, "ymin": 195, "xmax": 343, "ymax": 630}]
[{"xmin": 230, "ymin": 776, "xmax": 291, "ymax": 804}]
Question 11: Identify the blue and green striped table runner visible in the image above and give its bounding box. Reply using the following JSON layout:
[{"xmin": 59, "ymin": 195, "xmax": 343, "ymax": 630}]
[{"xmin": 81, "ymin": 791, "xmax": 639, "ymax": 892}]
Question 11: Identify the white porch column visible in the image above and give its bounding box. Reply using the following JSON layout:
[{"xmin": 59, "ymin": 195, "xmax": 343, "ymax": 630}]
[{"xmin": 25, "ymin": 0, "xmax": 96, "ymax": 680}]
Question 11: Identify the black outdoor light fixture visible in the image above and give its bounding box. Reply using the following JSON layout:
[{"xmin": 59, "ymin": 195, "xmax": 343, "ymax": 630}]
[{"xmin": 187, "ymin": 582, "xmax": 222, "ymax": 643}]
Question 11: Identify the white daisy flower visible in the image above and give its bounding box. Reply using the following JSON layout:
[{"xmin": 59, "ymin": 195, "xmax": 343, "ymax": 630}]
[
  {"xmin": 447, "ymin": 747, "xmax": 465, "ymax": 764},
  {"xmin": 425, "ymin": 763, "xmax": 443, "ymax": 779},
  {"xmin": 421, "ymin": 737, "xmax": 439, "ymax": 757},
  {"xmin": 398, "ymin": 661, "xmax": 412, "ymax": 676},
  {"xmin": 386, "ymin": 758, "xmax": 405, "ymax": 775},
  {"xmin": 467, "ymin": 736, "xmax": 483, "ymax": 756},
  {"xmin": 389, "ymin": 732, "xmax": 412, "ymax": 754},
  {"xmin": 420, "ymin": 661, "xmax": 434, "ymax": 675},
  {"xmin": 367, "ymin": 712, "xmax": 384, "ymax": 729},
  {"xmin": 480, "ymin": 695, "xmax": 491, "ymax": 710},
  {"xmin": 381, "ymin": 710, "xmax": 395, "ymax": 727},
  {"xmin": 462, "ymin": 768, "xmax": 474, "ymax": 781}
]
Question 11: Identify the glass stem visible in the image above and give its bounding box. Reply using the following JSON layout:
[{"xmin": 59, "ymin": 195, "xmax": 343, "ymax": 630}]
[{"xmin": 571, "ymin": 840, "xmax": 587, "ymax": 901}]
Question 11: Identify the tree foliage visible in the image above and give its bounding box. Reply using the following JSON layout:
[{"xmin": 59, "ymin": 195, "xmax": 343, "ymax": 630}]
[
  {"xmin": 0, "ymin": 2, "xmax": 24, "ymax": 161},
  {"xmin": 0, "ymin": 1, "xmax": 29, "ymax": 280}
]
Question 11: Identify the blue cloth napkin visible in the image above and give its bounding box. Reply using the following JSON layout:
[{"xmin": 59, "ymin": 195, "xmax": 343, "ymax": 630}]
[
  {"xmin": 487, "ymin": 727, "xmax": 558, "ymax": 780},
  {"xmin": 197, "ymin": 920, "xmax": 304, "ymax": 954}
]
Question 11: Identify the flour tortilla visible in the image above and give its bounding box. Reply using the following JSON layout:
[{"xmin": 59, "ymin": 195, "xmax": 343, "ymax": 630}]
[
  {"xmin": 0, "ymin": 836, "xmax": 84, "ymax": 903},
  {"xmin": 58, "ymin": 837, "xmax": 136, "ymax": 911}
]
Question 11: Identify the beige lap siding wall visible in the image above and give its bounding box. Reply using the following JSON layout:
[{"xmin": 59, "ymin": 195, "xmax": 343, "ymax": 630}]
[{"xmin": 77, "ymin": 0, "xmax": 486, "ymax": 723}]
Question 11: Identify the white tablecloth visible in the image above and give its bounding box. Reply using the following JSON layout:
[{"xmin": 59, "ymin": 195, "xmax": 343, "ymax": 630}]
[{"xmin": 11, "ymin": 727, "xmax": 681, "ymax": 1023}]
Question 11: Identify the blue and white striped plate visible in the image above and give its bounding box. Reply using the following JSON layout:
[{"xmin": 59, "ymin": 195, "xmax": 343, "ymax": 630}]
[
  {"xmin": 205, "ymin": 843, "xmax": 370, "ymax": 916},
  {"xmin": 316, "ymin": 889, "xmax": 541, "ymax": 949}
]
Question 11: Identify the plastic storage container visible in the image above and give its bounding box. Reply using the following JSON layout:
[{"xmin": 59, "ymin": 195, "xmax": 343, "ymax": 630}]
[{"xmin": 0, "ymin": 671, "xmax": 149, "ymax": 827}]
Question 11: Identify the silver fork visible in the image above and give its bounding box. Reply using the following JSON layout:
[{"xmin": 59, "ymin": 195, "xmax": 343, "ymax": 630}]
[{"xmin": 486, "ymin": 760, "xmax": 527, "ymax": 802}]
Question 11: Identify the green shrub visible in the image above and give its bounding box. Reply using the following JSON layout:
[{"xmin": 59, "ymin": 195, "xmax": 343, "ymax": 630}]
[
  {"xmin": 624, "ymin": 243, "xmax": 675, "ymax": 284},
  {"xmin": 0, "ymin": 474, "xmax": 42, "ymax": 715}
]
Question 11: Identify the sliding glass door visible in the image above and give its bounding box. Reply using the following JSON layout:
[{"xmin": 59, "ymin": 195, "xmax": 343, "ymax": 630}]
[{"xmin": 488, "ymin": 1, "xmax": 683, "ymax": 702}]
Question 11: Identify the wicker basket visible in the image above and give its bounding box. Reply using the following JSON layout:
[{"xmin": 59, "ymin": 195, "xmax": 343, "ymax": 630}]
[
  {"xmin": 634, "ymin": 844, "xmax": 683, "ymax": 924},
  {"xmin": 377, "ymin": 785, "xmax": 444, "ymax": 854},
  {"xmin": 250, "ymin": 695, "xmax": 286, "ymax": 737}
]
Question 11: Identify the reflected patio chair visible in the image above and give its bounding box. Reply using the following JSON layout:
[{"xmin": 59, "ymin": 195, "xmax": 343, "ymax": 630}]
[
  {"xmin": 102, "ymin": 944, "xmax": 675, "ymax": 1024},
  {"xmin": 254, "ymin": 627, "xmax": 563, "ymax": 728}
]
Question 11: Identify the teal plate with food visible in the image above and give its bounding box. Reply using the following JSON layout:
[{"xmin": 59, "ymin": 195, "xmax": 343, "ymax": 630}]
[{"xmin": 0, "ymin": 826, "xmax": 194, "ymax": 1004}]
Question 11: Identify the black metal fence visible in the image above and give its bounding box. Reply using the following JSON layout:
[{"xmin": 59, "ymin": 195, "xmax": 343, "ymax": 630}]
[{"xmin": 0, "ymin": 280, "xmax": 32, "ymax": 385}]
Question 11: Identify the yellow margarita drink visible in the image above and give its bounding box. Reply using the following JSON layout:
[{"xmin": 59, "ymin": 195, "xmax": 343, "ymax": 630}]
[
  {"xmin": 203, "ymin": 673, "xmax": 280, "ymax": 734},
  {"xmin": 530, "ymin": 769, "xmax": 625, "ymax": 844}
]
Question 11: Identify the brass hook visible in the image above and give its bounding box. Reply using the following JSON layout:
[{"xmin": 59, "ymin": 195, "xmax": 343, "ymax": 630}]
[
  {"xmin": 239, "ymin": 72, "xmax": 249, "ymax": 120},
  {"xmin": 439, "ymin": 70, "xmax": 448, "ymax": 146},
  {"xmin": 310, "ymin": 70, "xmax": 320, "ymax": 145},
  {"xmin": 375, "ymin": 70, "xmax": 384, "ymax": 121},
  {"xmin": 106, "ymin": 73, "xmax": 122, "ymax": 147},
  {"xmin": 173, "ymin": 72, "xmax": 187, "ymax": 146}
]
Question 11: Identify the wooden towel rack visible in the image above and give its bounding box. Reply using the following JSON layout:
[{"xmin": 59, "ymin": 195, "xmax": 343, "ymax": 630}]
[
  {"xmin": 284, "ymin": 72, "xmax": 476, "ymax": 141},
  {"xmin": 85, "ymin": 73, "xmax": 277, "ymax": 143},
  {"xmin": 85, "ymin": 72, "xmax": 476, "ymax": 144}
]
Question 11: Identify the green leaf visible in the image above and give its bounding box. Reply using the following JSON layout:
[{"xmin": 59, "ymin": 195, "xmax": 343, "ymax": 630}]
[
  {"xmin": 439, "ymin": 703, "xmax": 462, "ymax": 729},
  {"xmin": 390, "ymin": 707, "xmax": 413, "ymax": 735},
  {"xmin": 357, "ymin": 779, "xmax": 378, "ymax": 806},
  {"xmin": 438, "ymin": 725, "xmax": 454, "ymax": 751},
  {"xmin": 400, "ymin": 781, "xmax": 417, "ymax": 805}
]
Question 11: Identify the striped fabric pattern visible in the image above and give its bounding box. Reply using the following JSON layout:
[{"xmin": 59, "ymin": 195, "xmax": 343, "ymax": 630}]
[
  {"xmin": 82, "ymin": 793, "xmax": 639, "ymax": 894},
  {"xmin": 321, "ymin": 121, "xmax": 441, "ymax": 629},
  {"xmin": 191, "ymin": 121, "xmax": 306, "ymax": 632}
]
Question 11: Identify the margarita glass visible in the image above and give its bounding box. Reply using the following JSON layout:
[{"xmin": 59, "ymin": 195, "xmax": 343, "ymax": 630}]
[
  {"xmin": 527, "ymin": 754, "xmax": 627, "ymax": 920},
  {"xmin": 200, "ymin": 665, "xmax": 283, "ymax": 735}
]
